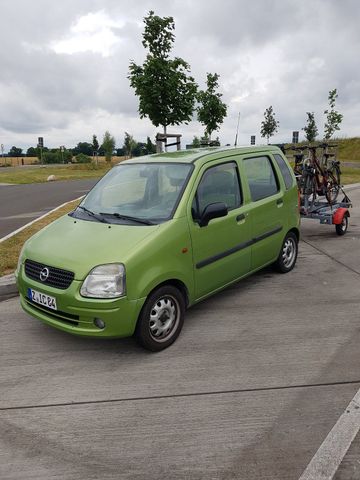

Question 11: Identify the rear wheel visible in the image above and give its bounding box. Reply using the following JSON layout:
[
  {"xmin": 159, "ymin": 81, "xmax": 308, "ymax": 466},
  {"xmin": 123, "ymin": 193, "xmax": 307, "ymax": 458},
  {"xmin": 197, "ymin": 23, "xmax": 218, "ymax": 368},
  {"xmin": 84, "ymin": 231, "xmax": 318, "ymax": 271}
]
[
  {"xmin": 135, "ymin": 285, "xmax": 185, "ymax": 351},
  {"xmin": 325, "ymin": 171, "xmax": 340, "ymax": 204},
  {"xmin": 274, "ymin": 232, "xmax": 298, "ymax": 273},
  {"xmin": 335, "ymin": 215, "xmax": 348, "ymax": 236}
]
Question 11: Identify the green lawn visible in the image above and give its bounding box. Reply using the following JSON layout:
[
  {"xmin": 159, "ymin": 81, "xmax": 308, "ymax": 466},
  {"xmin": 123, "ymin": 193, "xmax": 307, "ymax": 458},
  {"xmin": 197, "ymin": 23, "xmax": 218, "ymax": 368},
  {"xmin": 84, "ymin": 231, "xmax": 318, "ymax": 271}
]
[{"xmin": 0, "ymin": 163, "xmax": 113, "ymax": 184}]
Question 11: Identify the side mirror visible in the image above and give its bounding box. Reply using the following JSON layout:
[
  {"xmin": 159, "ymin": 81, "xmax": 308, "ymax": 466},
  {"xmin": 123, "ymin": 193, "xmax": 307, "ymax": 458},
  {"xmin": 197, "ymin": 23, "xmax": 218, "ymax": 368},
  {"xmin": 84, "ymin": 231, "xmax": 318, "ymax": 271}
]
[{"xmin": 199, "ymin": 202, "xmax": 228, "ymax": 227}]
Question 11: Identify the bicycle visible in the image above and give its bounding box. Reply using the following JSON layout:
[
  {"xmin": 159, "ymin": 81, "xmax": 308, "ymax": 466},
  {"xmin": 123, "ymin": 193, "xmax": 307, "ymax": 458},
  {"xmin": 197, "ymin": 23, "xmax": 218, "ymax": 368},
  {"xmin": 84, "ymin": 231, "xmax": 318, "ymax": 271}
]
[{"xmin": 301, "ymin": 144, "xmax": 340, "ymax": 207}]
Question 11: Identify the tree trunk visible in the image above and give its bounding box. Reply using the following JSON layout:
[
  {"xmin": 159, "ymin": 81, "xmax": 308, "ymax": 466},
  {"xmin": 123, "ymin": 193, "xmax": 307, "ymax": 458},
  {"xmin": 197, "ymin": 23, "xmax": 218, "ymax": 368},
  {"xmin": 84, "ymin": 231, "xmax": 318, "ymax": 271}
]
[{"xmin": 163, "ymin": 125, "xmax": 167, "ymax": 152}]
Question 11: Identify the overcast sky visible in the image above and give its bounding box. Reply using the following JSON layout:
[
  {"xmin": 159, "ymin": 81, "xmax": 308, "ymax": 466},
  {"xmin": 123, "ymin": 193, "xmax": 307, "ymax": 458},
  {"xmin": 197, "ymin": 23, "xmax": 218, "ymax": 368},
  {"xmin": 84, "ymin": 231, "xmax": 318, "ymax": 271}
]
[{"xmin": 0, "ymin": 0, "xmax": 359, "ymax": 152}]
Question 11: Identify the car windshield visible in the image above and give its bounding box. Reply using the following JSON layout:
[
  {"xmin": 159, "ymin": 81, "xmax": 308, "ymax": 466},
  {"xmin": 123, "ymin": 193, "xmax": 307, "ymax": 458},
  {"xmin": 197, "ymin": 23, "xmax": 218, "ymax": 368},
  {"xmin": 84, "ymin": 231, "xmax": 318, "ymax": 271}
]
[{"xmin": 76, "ymin": 162, "xmax": 192, "ymax": 224}]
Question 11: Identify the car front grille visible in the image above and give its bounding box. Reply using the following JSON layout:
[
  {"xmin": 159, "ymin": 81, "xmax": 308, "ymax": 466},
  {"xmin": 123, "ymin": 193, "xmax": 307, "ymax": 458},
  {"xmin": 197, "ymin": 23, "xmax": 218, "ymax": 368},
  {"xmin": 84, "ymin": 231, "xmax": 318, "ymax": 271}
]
[{"xmin": 25, "ymin": 259, "xmax": 74, "ymax": 290}]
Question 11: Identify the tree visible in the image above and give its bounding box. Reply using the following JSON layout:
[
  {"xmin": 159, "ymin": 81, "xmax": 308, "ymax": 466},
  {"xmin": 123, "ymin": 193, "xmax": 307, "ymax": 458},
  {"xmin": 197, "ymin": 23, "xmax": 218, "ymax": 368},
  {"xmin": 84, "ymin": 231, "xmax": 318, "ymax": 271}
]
[
  {"xmin": 303, "ymin": 112, "xmax": 318, "ymax": 143},
  {"xmin": 102, "ymin": 131, "xmax": 116, "ymax": 162},
  {"xmin": 128, "ymin": 11, "xmax": 198, "ymax": 137},
  {"xmin": 191, "ymin": 136, "xmax": 201, "ymax": 148},
  {"xmin": 92, "ymin": 135, "xmax": 99, "ymax": 154},
  {"xmin": 9, "ymin": 146, "xmax": 23, "ymax": 157},
  {"xmin": 324, "ymin": 88, "xmax": 343, "ymax": 140},
  {"xmin": 72, "ymin": 142, "xmax": 93, "ymax": 156},
  {"xmin": 260, "ymin": 106, "xmax": 279, "ymax": 144},
  {"xmin": 145, "ymin": 136, "xmax": 156, "ymax": 154},
  {"xmin": 123, "ymin": 132, "xmax": 137, "ymax": 158},
  {"xmin": 197, "ymin": 73, "xmax": 227, "ymax": 140}
]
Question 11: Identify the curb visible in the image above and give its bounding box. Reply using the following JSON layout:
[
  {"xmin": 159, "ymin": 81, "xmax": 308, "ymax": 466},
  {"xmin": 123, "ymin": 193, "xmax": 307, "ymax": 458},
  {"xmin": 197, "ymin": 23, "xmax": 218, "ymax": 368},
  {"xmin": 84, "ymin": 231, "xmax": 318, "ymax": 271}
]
[{"xmin": 0, "ymin": 273, "xmax": 18, "ymax": 301}]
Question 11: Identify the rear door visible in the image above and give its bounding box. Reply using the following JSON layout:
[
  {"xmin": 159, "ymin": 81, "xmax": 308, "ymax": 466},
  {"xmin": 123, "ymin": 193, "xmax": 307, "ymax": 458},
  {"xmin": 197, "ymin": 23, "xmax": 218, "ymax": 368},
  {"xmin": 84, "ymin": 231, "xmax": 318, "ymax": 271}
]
[
  {"xmin": 241, "ymin": 154, "xmax": 286, "ymax": 270},
  {"xmin": 188, "ymin": 159, "xmax": 252, "ymax": 300}
]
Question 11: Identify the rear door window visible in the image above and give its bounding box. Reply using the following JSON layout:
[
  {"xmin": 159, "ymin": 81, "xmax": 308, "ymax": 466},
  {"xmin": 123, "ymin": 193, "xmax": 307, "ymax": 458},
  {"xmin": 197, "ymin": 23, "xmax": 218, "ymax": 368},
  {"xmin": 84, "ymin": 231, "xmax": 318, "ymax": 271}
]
[{"xmin": 243, "ymin": 156, "xmax": 279, "ymax": 201}]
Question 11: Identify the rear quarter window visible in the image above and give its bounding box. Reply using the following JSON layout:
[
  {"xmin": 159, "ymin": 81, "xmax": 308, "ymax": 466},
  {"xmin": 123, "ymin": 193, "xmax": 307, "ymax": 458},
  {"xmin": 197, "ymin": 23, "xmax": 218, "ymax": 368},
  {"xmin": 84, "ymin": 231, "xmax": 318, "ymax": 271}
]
[{"xmin": 273, "ymin": 154, "xmax": 294, "ymax": 190}]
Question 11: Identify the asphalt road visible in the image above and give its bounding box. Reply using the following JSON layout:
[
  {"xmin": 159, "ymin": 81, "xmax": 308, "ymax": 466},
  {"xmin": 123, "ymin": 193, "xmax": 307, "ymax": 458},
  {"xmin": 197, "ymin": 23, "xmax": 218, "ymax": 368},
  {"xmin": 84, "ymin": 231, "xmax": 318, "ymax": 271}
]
[
  {"xmin": 0, "ymin": 179, "xmax": 98, "ymax": 238},
  {"xmin": 0, "ymin": 186, "xmax": 359, "ymax": 479}
]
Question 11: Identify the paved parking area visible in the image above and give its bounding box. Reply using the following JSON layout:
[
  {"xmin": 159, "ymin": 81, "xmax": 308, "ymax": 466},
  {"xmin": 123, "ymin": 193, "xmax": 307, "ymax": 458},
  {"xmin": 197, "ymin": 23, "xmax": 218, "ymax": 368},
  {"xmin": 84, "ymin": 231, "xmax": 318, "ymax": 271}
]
[{"xmin": 0, "ymin": 186, "xmax": 359, "ymax": 479}]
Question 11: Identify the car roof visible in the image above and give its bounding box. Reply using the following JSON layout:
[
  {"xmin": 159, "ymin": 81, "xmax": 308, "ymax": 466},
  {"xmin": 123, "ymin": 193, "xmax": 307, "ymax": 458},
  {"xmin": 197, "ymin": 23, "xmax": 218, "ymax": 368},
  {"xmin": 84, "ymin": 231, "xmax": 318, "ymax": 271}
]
[{"xmin": 120, "ymin": 145, "xmax": 283, "ymax": 166}]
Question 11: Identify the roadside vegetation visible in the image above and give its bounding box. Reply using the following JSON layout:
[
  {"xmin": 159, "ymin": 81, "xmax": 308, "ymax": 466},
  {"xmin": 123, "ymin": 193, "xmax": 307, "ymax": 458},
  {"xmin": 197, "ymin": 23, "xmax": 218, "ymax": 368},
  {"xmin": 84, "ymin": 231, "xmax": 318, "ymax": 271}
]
[
  {"xmin": 0, "ymin": 200, "xmax": 80, "ymax": 276},
  {"xmin": 0, "ymin": 163, "xmax": 113, "ymax": 184}
]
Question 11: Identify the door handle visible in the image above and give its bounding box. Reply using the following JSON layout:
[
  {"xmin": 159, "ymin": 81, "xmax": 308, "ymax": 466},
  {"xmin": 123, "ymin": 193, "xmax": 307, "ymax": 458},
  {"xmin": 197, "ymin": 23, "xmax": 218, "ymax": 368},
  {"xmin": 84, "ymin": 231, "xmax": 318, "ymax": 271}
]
[
  {"xmin": 276, "ymin": 199, "xmax": 283, "ymax": 206},
  {"xmin": 236, "ymin": 213, "xmax": 246, "ymax": 222}
]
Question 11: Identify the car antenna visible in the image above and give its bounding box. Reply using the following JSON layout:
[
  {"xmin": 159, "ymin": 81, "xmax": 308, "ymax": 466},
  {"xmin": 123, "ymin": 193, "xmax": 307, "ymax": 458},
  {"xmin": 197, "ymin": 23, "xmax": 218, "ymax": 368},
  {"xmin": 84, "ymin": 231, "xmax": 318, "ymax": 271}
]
[{"xmin": 234, "ymin": 112, "xmax": 240, "ymax": 147}]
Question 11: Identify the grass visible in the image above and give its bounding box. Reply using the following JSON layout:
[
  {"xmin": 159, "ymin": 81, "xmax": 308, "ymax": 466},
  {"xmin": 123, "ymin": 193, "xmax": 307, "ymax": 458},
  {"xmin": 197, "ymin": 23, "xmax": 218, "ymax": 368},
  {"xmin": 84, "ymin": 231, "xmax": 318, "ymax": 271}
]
[
  {"xmin": 0, "ymin": 163, "xmax": 113, "ymax": 184},
  {"xmin": 340, "ymin": 167, "xmax": 360, "ymax": 185},
  {"xmin": 0, "ymin": 199, "xmax": 80, "ymax": 277}
]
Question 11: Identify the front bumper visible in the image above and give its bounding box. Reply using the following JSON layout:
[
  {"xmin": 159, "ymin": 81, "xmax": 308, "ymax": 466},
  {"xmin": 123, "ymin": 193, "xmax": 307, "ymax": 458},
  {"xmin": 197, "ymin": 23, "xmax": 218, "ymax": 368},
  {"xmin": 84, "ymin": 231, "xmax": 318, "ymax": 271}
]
[{"xmin": 17, "ymin": 265, "xmax": 146, "ymax": 338}]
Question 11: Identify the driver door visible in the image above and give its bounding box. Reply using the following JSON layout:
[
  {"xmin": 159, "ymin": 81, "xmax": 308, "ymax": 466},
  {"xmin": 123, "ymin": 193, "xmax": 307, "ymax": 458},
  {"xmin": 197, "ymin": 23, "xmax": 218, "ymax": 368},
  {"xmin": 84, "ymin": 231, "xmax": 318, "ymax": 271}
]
[{"xmin": 188, "ymin": 160, "xmax": 252, "ymax": 300}]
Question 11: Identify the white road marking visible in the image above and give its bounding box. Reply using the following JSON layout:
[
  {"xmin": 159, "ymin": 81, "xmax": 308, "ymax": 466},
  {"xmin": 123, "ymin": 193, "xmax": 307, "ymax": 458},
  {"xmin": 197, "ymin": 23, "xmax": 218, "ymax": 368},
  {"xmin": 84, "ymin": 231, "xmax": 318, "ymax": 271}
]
[
  {"xmin": 0, "ymin": 196, "xmax": 84, "ymax": 244},
  {"xmin": 299, "ymin": 387, "xmax": 360, "ymax": 480}
]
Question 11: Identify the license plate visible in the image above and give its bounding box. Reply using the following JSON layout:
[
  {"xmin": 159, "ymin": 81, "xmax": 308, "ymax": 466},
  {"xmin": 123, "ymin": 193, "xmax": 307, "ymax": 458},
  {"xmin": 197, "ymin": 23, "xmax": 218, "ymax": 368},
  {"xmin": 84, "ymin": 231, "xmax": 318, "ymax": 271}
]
[{"xmin": 28, "ymin": 288, "xmax": 57, "ymax": 310}]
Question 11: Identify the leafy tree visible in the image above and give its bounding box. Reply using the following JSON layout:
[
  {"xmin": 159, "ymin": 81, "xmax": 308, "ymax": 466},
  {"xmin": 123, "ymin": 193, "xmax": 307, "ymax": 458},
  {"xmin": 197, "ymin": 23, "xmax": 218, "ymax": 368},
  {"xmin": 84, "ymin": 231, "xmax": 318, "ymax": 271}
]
[
  {"xmin": 26, "ymin": 147, "xmax": 38, "ymax": 157},
  {"xmin": 260, "ymin": 106, "xmax": 279, "ymax": 144},
  {"xmin": 324, "ymin": 88, "xmax": 343, "ymax": 140},
  {"xmin": 145, "ymin": 136, "xmax": 156, "ymax": 154},
  {"xmin": 302, "ymin": 112, "xmax": 318, "ymax": 142},
  {"xmin": 128, "ymin": 11, "xmax": 198, "ymax": 137},
  {"xmin": 102, "ymin": 131, "xmax": 116, "ymax": 162},
  {"xmin": 72, "ymin": 142, "xmax": 93, "ymax": 156},
  {"xmin": 92, "ymin": 135, "xmax": 99, "ymax": 154},
  {"xmin": 9, "ymin": 146, "xmax": 23, "ymax": 157},
  {"xmin": 116, "ymin": 147, "xmax": 125, "ymax": 156},
  {"xmin": 123, "ymin": 132, "xmax": 137, "ymax": 158},
  {"xmin": 197, "ymin": 73, "xmax": 227, "ymax": 140},
  {"xmin": 191, "ymin": 136, "xmax": 201, "ymax": 148},
  {"xmin": 132, "ymin": 142, "xmax": 147, "ymax": 157}
]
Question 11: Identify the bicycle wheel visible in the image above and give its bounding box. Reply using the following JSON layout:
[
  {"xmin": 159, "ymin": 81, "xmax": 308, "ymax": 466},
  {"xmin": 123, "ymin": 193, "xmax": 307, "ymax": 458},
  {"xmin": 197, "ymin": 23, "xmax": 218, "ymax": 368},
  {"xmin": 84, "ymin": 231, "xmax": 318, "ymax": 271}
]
[
  {"xmin": 328, "ymin": 163, "xmax": 341, "ymax": 186},
  {"xmin": 302, "ymin": 173, "xmax": 317, "ymax": 209},
  {"xmin": 325, "ymin": 171, "xmax": 340, "ymax": 204}
]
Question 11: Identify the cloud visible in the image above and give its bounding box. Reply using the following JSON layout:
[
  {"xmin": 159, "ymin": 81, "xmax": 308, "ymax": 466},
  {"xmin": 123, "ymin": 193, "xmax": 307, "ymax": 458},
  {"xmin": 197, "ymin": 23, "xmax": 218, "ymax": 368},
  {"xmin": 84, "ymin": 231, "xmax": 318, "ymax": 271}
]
[{"xmin": 0, "ymin": 0, "xmax": 359, "ymax": 151}]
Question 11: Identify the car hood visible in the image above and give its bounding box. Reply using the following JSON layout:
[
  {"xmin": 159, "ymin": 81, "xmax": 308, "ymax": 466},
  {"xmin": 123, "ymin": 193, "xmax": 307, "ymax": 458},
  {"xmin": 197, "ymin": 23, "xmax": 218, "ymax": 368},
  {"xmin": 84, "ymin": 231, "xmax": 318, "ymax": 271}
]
[{"xmin": 24, "ymin": 214, "xmax": 160, "ymax": 279}]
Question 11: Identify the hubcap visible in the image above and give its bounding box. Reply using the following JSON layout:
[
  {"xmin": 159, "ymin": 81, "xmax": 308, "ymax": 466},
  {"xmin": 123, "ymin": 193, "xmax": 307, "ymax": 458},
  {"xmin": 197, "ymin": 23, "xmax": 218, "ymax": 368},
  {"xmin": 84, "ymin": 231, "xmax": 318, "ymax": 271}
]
[
  {"xmin": 149, "ymin": 295, "xmax": 179, "ymax": 342},
  {"xmin": 282, "ymin": 238, "xmax": 296, "ymax": 269}
]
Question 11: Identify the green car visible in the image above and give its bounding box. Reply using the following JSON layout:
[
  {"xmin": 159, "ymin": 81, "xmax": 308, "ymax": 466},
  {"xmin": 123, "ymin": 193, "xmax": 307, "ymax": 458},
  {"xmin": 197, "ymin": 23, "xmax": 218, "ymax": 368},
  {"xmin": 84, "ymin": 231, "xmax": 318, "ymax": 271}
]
[{"xmin": 16, "ymin": 146, "xmax": 300, "ymax": 351}]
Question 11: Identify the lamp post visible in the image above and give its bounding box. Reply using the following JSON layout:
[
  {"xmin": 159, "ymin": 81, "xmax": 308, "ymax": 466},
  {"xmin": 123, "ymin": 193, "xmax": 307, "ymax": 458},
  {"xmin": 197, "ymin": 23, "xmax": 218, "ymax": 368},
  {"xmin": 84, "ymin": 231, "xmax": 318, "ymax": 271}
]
[
  {"xmin": 60, "ymin": 145, "xmax": 64, "ymax": 164},
  {"xmin": 0, "ymin": 144, "xmax": 4, "ymax": 165}
]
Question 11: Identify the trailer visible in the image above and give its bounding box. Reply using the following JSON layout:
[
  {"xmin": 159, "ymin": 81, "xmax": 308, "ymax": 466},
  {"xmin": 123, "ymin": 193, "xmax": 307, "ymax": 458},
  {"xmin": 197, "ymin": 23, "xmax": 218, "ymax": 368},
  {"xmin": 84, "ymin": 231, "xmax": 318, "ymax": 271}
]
[{"xmin": 300, "ymin": 190, "xmax": 352, "ymax": 235}]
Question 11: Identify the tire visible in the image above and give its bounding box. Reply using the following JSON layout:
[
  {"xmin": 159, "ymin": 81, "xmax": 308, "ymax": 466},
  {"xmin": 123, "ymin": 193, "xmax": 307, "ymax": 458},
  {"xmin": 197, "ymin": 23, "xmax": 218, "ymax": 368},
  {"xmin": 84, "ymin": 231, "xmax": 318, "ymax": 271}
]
[
  {"xmin": 135, "ymin": 285, "xmax": 185, "ymax": 351},
  {"xmin": 274, "ymin": 232, "xmax": 298, "ymax": 273},
  {"xmin": 335, "ymin": 215, "xmax": 348, "ymax": 236},
  {"xmin": 325, "ymin": 171, "xmax": 340, "ymax": 204},
  {"xmin": 302, "ymin": 173, "xmax": 317, "ymax": 209}
]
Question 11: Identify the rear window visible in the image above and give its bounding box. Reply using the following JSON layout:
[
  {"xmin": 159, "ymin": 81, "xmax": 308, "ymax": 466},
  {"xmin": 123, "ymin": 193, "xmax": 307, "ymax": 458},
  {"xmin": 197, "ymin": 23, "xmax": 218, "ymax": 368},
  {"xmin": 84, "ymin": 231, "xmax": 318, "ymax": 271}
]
[
  {"xmin": 243, "ymin": 156, "xmax": 279, "ymax": 201},
  {"xmin": 273, "ymin": 154, "xmax": 294, "ymax": 190}
]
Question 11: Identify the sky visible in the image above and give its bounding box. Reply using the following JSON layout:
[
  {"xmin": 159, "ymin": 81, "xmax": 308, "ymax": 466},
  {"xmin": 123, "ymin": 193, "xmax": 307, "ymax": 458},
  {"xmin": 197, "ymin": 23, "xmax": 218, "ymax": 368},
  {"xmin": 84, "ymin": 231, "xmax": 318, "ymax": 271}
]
[{"xmin": 0, "ymin": 0, "xmax": 359, "ymax": 153}]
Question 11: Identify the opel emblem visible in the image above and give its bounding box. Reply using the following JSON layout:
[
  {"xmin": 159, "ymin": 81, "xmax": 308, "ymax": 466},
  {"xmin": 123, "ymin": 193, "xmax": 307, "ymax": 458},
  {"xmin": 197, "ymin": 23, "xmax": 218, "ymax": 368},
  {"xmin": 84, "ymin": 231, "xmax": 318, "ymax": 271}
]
[{"xmin": 40, "ymin": 267, "xmax": 50, "ymax": 282}]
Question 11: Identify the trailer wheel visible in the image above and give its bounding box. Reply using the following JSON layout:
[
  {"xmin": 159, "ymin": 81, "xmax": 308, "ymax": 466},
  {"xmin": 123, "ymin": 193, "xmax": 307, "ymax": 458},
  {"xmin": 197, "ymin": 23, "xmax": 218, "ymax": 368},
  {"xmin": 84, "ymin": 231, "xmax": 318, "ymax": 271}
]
[{"xmin": 335, "ymin": 215, "xmax": 348, "ymax": 236}]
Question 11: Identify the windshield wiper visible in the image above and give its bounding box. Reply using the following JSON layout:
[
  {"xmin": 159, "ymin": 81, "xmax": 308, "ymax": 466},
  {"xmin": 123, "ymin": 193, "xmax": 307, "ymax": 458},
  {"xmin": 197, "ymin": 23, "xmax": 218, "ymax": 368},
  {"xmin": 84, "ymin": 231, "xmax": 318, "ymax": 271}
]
[
  {"xmin": 99, "ymin": 212, "xmax": 154, "ymax": 225},
  {"xmin": 77, "ymin": 206, "xmax": 109, "ymax": 223}
]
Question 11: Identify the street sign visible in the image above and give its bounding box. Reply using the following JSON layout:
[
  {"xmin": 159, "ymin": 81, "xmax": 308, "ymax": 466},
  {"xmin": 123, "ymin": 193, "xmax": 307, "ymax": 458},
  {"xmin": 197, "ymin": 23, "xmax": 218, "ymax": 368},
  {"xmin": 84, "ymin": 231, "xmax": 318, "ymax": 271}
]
[
  {"xmin": 292, "ymin": 131, "xmax": 299, "ymax": 144},
  {"xmin": 38, "ymin": 137, "xmax": 44, "ymax": 148}
]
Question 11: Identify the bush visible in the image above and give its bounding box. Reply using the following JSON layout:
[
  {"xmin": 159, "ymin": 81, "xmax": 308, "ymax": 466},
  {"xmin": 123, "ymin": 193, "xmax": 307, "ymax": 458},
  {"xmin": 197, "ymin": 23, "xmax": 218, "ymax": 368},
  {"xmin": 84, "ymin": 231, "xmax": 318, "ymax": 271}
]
[
  {"xmin": 43, "ymin": 152, "xmax": 61, "ymax": 164},
  {"xmin": 75, "ymin": 153, "xmax": 92, "ymax": 164}
]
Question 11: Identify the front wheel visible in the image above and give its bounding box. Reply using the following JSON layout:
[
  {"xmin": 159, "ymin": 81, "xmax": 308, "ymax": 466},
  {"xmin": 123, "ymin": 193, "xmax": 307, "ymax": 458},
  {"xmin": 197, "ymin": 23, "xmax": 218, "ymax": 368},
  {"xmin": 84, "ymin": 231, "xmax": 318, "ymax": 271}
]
[
  {"xmin": 274, "ymin": 232, "xmax": 298, "ymax": 273},
  {"xmin": 135, "ymin": 285, "xmax": 185, "ymax": 351}
]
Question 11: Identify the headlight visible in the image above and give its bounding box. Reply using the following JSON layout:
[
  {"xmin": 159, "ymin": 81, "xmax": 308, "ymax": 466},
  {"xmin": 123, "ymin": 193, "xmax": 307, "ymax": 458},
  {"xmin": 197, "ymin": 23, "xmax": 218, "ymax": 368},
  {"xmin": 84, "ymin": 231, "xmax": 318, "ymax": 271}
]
[{"xmin": 80, "ymin": 264, "xmax": 126, "ymax": 298}]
